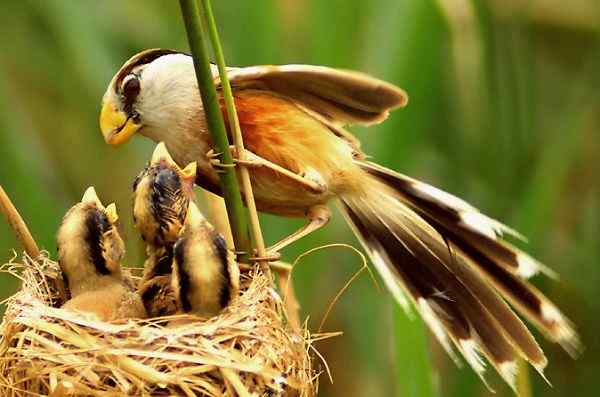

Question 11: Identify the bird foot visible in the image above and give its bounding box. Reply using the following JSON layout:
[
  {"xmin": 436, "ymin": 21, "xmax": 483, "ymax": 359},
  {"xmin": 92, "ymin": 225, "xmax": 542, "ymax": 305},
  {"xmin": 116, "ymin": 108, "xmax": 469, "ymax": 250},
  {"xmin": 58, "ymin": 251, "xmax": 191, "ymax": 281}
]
[
  {"xmin": 206, "ymin": 147, "xmax": 327, "ymax": 194},
  {"xmin": 206, "ymin": 146, "xmax": 263, "ymax": 172}
]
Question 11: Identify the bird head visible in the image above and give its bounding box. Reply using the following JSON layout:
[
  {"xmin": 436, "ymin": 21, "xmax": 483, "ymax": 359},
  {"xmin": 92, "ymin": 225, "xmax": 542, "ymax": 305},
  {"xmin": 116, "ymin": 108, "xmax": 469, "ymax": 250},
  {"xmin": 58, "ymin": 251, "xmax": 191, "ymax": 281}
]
[
  {"xmin": 132, "ymin": 143, "xmax": 197, "ymax": 246},
  {"xmin": 149, "ymin": 142, "xmax": 197, "ymax": 183},
  {"xmin": 99, "ymin": 49, "xmax": 205, "ymax": 147},
  {"xmin": 57, "ymin": 187, "xmax": 125, "ymax": 288}
]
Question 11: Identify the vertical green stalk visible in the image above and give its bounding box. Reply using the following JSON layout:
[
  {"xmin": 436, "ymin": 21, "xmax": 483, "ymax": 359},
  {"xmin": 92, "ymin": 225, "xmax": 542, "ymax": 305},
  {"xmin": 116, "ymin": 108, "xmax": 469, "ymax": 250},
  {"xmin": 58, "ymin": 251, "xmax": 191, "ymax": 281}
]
[
  {"xmin": 199, "ymin": 0, "xmax": 270, "ymax": 275},
  {"xmin": 178, "ymin": 0, "xmax": 251, "ymax": 260}
]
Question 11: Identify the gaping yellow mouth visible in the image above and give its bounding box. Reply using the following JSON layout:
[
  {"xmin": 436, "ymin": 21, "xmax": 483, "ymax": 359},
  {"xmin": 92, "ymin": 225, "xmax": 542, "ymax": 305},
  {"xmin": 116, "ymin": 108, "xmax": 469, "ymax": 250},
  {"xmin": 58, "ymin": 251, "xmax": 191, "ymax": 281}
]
[
  {"xmin": 80, "ymin": 187, "xmax": 118, "ymax": 224},
  {"xmin": 99, "ymin": 100, "xmax": 141, "ymax": 145}
]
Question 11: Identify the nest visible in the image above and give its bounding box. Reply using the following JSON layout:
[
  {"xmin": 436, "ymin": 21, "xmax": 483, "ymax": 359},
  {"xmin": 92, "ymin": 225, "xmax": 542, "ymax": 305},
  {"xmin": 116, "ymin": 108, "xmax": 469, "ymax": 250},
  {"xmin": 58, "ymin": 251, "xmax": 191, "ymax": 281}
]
[{"xmin": 0, "ymin": 254, "xmax": 318, "ymax": 396}]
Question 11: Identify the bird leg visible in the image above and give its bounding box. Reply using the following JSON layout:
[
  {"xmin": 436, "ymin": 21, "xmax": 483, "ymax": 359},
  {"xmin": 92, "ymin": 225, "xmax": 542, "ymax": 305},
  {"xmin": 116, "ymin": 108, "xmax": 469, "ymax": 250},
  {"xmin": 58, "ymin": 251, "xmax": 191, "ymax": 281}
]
[
  {"xmin": 236, "ymin": 204, "xmax": 329, "ymax": 330},
  {"xmin": 267, "ymin": 205, "xmax": 331, "ymax": 253},
  {"xmin": 207, "ymin": 146, "xmax": 327, "ymax": 194},
  {"xmin": 244, "ymin": 206, "xmax": 330, "ymax": 262}
]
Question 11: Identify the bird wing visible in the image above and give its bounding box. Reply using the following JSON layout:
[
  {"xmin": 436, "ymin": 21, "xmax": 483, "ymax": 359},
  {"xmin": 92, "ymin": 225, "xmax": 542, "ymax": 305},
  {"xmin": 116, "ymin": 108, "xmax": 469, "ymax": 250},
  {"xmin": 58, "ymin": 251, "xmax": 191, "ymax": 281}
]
[{"xmin": 215, "ymin": 64, "xmax": 408, "ymax": 127}]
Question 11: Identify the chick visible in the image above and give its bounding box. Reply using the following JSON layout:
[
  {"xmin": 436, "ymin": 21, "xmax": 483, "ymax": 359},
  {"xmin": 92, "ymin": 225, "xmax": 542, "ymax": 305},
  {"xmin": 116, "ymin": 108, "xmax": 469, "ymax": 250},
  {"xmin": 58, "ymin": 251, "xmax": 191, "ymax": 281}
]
[
  {"xmin": 57, "ymin": 187, "xmax": 146, "ymax": 321},
  {"xmin": 137, "ymin": 250, "xmax": 178, "ymax": 317},
  {"xmin": 133, "ymin": 142, "xmax": 197, "ymax": 252},
  {"xmin": 172, "ymin": 202, "xmax": 239, "ymax": 318},
  {"xmin": 133, "ymin": 142, "xmax": 196, "ymax": 317}
]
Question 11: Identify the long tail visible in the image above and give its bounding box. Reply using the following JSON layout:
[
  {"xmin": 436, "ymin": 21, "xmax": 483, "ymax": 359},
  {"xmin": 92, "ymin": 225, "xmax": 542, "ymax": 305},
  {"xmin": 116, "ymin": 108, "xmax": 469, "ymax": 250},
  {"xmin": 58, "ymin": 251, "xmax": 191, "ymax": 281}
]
[{"xmin": 339, "ymin": 161, "xmax": 579, "ymax": 390}]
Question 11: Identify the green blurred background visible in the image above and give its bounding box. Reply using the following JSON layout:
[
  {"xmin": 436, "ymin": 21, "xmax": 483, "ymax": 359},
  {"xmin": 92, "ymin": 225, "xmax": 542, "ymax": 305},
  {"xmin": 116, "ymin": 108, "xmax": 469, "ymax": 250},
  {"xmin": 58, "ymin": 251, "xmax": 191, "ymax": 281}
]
[{"xmin": 0, "ymin": 1, "xmax": 598, "ymax": 396}]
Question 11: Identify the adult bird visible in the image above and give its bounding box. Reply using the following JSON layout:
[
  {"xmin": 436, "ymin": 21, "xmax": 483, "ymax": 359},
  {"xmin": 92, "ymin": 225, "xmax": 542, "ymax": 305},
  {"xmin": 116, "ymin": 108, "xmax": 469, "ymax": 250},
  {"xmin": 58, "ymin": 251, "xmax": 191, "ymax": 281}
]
[{"xmin": 99, "ymin": 49, "xmax": 578, "ymax": 388}]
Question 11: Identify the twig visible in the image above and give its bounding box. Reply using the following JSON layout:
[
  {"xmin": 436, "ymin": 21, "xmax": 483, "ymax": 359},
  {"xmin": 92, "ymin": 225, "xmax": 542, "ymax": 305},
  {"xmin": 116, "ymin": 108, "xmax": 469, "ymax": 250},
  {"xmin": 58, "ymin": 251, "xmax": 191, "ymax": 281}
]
[
  {"xmin": 0, "ymin": 185, "xmax": 40, "ymax": 259},
  {"xmin": 178, "ymin": 0, "xmax": 251, "ymax": 262},
  {"xmin": 318, "ymin": 266, "xmax": 366, "ymax": 333},
  {"xmin": 198, "ymin": 0, "xmax": 271, "ymax": 277},
  {"xmin": 288, "ymin": 243, "xmax": 377, "ymax": 333},
  {"xmin": 49, "ymin": 381, "xmax": 75, "ymax": 397},
  {"xmin": 219, "ymin": 368, "xmax": 251, "ymax": 397}
]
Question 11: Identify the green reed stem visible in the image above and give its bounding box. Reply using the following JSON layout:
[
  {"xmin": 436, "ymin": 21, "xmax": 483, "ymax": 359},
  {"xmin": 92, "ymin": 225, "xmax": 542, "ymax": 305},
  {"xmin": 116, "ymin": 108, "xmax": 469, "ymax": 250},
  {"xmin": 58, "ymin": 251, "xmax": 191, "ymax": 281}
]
[{"xmin": 178, "ymin": 0, "xmax": 251, "ymax": 261}]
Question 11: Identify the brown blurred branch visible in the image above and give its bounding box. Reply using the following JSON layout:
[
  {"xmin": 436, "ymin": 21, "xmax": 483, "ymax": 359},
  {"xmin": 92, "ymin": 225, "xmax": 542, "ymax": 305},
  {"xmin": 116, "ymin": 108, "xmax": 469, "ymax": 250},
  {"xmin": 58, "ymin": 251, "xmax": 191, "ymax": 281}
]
[{"xmin": 0, "ymin": 185, "xmax": 40, "ymax": 259}]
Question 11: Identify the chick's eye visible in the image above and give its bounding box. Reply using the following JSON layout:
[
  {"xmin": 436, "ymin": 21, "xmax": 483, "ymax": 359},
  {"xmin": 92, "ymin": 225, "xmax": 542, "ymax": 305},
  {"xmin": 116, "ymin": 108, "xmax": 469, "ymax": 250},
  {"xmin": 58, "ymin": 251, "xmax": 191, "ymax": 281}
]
[{"xmin": 122, "ymin": 75, "xmax": 140, "ymax": 100}]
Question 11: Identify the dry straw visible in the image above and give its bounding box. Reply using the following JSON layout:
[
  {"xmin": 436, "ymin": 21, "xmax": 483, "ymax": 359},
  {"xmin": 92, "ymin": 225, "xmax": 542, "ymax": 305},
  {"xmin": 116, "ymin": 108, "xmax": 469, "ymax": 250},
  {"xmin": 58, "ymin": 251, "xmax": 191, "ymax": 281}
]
[
  {"xmin": 0, "ymin": 254, "xmax": 318, "ymax": 396},
  {"xmin": 0, "ymin": 187, "xmax": 321, "ymax": 396}
]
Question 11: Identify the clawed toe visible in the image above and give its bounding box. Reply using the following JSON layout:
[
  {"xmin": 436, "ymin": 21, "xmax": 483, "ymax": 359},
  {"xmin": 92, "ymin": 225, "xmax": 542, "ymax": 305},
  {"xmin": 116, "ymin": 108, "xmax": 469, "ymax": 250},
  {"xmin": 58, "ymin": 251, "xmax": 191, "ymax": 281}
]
[
  {"xmin": 208, "ymin": 158, "xmax": 236, "ymax": 173},
  {"xmin": 206, "ymin": 146, "xmax": 263, "ymax": 171}
]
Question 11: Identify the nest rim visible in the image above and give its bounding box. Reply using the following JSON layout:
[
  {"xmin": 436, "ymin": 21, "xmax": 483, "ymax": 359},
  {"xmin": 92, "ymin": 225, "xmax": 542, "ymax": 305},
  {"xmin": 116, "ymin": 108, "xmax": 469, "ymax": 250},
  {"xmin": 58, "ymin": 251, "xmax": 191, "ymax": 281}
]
[{"xmin": 0, "ymin": 253, "xmax": 318, "ymax": 396}]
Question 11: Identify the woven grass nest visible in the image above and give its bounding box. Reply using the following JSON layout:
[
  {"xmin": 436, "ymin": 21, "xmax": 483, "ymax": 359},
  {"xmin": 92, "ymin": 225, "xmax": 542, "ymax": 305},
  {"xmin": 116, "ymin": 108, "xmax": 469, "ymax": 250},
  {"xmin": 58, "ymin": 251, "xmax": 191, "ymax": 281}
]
[{"xmin": 0, "ymin": 253, "xmax": 317, "ymax": 396}]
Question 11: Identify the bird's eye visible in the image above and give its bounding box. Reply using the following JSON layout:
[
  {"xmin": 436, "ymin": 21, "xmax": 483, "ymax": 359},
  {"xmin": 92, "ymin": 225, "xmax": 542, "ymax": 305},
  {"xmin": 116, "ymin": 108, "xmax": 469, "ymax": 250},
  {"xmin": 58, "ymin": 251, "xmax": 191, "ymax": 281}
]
[{"xmin": 121, "ymin": 74, "xmax": 141, "ymax": 101}]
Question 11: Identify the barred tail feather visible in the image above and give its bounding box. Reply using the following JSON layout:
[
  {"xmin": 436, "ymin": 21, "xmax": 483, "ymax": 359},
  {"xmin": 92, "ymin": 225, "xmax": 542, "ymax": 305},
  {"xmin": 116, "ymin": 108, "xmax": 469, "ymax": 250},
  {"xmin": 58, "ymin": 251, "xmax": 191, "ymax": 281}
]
[
  {"xmin": 338, "ymin": 165, "xmax": 578, "ymax": 388},
  {"xmin": 359, "ymin": 161, "xmax": 557, "ymax": 279},
  {"xmin": 356, "ymin": 161, "xmax": 579, "ymax": 356},
  {"xmin": 340, "ymin": 197, "xmax": 520, "ymax": 389}
]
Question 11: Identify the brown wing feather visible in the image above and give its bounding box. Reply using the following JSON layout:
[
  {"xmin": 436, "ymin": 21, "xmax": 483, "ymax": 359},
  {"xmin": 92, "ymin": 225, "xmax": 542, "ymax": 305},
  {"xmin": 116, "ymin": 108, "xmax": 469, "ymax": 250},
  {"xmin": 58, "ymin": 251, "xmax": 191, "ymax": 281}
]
[{"xmin": 218, "ymin": 64, "xmax": 408, "ymax": 126}]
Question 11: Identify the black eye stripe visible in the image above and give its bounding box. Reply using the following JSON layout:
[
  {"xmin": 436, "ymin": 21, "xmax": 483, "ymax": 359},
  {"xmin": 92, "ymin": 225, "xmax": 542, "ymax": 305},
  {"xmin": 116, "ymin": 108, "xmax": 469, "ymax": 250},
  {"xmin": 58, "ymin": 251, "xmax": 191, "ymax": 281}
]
[{"xmin": 85, "ymin": 208, "xmax": 111, "ymax": 276}]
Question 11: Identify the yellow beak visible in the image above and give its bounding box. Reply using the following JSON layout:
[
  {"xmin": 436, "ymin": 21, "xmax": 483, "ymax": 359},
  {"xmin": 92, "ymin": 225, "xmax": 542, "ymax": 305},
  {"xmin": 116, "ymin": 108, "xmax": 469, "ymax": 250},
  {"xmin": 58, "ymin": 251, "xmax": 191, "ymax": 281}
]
[
  {"xmin": 105, "ymin": 203, "xmax": 119, "ymax": 224},
  {"xmin": 99, "ymin": 99, "xmax": 141, "ymax": 145},
  {"xmin": 151, "ymin": 142, "xmax": 176, "ymax": 165},
  {"xmin": 81, "ymin": 186, "xmax": 104, "ymax": 207}
]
